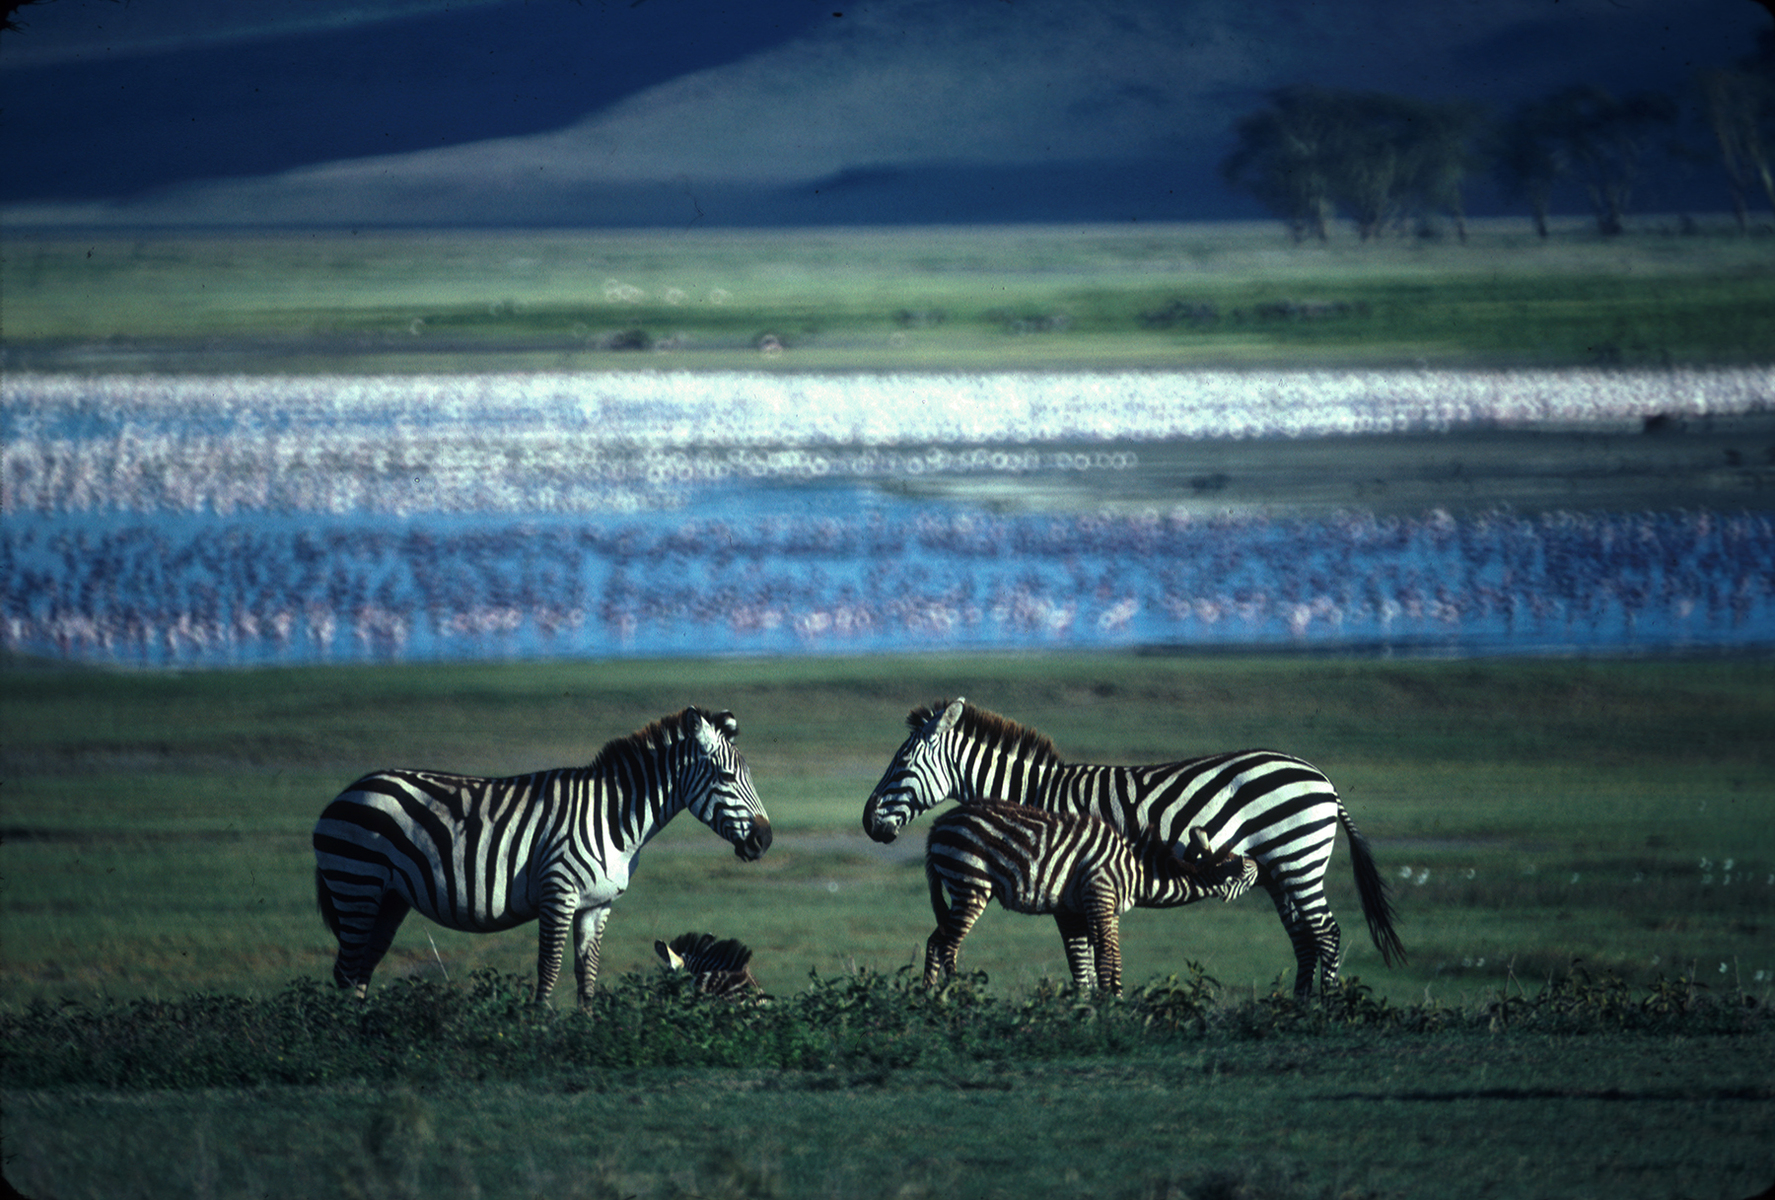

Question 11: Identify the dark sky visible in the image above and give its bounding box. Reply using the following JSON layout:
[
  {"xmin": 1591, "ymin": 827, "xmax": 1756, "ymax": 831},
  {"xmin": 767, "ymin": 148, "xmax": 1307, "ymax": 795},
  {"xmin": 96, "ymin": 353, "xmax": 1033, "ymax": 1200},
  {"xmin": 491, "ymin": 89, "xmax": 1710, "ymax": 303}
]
[{"xmin": 1, "ymin": 0, "xmax": 1767, "ymax": 227}]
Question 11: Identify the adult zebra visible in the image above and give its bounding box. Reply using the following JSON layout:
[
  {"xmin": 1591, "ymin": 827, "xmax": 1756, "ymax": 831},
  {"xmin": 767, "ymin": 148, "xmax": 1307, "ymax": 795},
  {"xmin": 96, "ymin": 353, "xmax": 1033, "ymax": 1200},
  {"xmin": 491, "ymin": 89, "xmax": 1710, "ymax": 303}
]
[
  {"xmin": 314, "ymin": 707, "xmax": 771, "ymax": 1008},
  {"xmin": 863, "ymin": 699, "xmax": 1404, "ymax": 999},
  {"xmin": 925, "ymin": 804, "xmax": 1258, "ymax": 995}
]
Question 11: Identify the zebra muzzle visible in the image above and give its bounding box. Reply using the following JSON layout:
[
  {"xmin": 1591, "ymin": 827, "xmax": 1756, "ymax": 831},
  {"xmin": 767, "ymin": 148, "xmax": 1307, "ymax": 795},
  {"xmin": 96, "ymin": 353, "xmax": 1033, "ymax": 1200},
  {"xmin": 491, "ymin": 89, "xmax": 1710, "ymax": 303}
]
[
  {"xmin": 861, "ymin": 796, "xmax": 898, "ymax": 843},
  {"xmin": 735, "ymin": 819, "xmax": 773, "ymax": 860}
]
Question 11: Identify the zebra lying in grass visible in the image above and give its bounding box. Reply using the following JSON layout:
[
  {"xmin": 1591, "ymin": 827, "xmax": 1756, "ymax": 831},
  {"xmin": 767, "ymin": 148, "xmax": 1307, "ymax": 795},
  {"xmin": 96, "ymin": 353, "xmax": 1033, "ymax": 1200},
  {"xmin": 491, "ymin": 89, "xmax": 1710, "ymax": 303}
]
[
  {"xmin": 924, "ymin": 802, "xmax": 1257, "ymax": 996},
  {"xmin": 313, "ymin": 708, "xmax": 771, "ymax": 1009},
  {"xmin": 654, "ymin": 932, "xmax": 766, "ymax": 1003}
]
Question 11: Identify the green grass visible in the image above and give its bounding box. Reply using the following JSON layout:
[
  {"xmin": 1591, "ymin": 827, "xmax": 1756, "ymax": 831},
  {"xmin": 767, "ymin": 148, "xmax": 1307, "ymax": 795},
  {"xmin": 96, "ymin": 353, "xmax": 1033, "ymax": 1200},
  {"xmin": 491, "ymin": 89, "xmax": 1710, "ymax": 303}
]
[
  {"xmin": 4, "ymin": 653, "xmax": 1772, "ymax": 1198},
  {"xmin": 3, "ymin": 653, "xmax": 1771, "ymax": 1006},
  {"xmin": 8, "ymin": 1035, "xmax": 1769, "ymax": 1200},
  {"xmin": 4, "ymin": 971, "xmax": 1771, "ymax": 1199},
  {"xmin": 5, "ymin": 221, "xmax": 1774, "ymax": 371}
]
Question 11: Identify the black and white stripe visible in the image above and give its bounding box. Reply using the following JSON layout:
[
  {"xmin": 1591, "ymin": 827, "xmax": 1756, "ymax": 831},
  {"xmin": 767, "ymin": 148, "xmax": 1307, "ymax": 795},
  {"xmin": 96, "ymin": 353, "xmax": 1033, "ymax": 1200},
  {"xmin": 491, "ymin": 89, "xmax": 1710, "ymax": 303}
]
[
  {"xmin": 866, "ymin": 698, "xmax": 1404, "ymax": 998},
  {"xmin": 925, "ymin": 803, "xmax": 1258, "ymax": 995},
  {"xmin": 314, "ymin": 707, "xmax": 771, "ymax": 1008},
  {"xmin": 655, "ymin": 931, "xmax": 765, "ymax": 1003}
]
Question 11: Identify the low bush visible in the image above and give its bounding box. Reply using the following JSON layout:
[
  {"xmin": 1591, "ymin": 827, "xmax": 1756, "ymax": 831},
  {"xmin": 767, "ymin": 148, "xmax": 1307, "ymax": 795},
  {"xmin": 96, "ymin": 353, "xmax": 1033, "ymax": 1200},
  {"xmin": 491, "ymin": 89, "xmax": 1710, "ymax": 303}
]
[{"xmin": 3, "ymin": 961, "xmax": 1765, "ymax": 1091}]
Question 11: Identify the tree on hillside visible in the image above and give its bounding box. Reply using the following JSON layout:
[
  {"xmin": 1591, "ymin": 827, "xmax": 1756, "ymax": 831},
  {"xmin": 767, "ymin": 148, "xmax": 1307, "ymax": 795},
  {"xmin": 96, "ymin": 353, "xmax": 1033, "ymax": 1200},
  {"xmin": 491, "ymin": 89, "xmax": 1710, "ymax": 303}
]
[
  {"xmin": 1220, "ymin": 87, "xmax": 1343, "ymax": 242},
  {"xmin": 1490, "ymin": 98, "xmax": 1567, "ymax": 238},
  {"xmin": 1542, "ymin": 86, "xmax": 1679, "ymax": 236},
  {"xmin": 1700, "ymin": 66, "xmax": 1775, "ymax": 229},
  {"xmin": 1223, "ymin": 87, "xmax": 1480, "ymax": 243},
  {"xmin": 1400, "ymin": 101, "xmax": 1484, "ymax": 242}
]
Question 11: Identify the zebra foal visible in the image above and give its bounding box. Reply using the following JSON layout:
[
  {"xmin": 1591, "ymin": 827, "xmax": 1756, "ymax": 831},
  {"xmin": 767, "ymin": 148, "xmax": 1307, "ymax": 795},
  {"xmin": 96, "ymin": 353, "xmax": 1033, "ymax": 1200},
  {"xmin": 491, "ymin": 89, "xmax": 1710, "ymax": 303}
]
[
  {"xmin": 867, "ymin": 698, "xmax": 1405, "ymax": 999},
  {"xmin": 924, "ymin": 803, "xmax": 1257, "ymax": 996},
  {"xmin": 655, "ymin": 931, "xmax": 766, "ymax": 1003},
  {"xmin": 313, "ymin": 707, "xmax": 771, "ymax": 1008}
]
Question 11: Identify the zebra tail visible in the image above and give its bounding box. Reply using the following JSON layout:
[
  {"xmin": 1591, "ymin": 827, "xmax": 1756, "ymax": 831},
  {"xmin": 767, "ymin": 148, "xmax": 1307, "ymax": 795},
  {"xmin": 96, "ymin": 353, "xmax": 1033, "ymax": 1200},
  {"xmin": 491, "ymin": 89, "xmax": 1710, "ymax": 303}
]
[
  {"xmin": 315, "ymin": 867, "xmax": 344, "ymax": 938},
  {"xmin": 1338, "ymin": 802, "xmax": 1408, "ymax": 968}
]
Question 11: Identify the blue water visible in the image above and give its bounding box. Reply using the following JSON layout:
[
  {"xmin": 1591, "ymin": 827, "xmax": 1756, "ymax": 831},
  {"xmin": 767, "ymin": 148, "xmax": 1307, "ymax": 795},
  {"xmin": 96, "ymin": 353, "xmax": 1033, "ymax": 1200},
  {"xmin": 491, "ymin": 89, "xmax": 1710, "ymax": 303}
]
[
  {"xmin": 7, "ymin": 491, "xmax": 1772, "ymax": 665},
  {"xmin": 6, "ymin": 370, "xmax": 1774, "ymax": 666}
]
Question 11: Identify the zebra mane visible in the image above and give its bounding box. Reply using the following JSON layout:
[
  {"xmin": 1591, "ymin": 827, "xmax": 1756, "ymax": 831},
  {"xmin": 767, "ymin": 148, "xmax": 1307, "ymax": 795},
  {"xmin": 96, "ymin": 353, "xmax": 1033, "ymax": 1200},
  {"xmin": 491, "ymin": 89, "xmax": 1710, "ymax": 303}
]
[
  {"xmin": 907, "ymin": 699, "xmax": 1062, "ymax": 766},
  {"xmin": 588, "ymin": 707, "xmax": 737, "ymax": 771}
]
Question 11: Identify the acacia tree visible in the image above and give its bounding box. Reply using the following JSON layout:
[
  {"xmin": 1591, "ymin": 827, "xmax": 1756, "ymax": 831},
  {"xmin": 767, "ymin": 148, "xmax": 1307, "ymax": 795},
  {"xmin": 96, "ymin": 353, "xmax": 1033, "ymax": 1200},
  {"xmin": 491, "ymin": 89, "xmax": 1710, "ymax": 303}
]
[
  {"xmin": 1490, "ymin": 98, "xmax": 1566, "ymax": 238},
  {"xmin": 1397, "ymin": 99, "xmax": 1484, "ymax": 242},
  {"xmin": 1220, "ymin": 87, "xmax": 1343, "ymax": 242},
  {"xmin": 1548, "ymin": 86, "xmax": 1679, "ymax": 236},
  {"xmin": 1223, "ymin": 87, "xmax": 1479, "ymax": 242},
  {"xmin": 1700, "ymin": 66, "xmax": 1775, "ymax": 229}
]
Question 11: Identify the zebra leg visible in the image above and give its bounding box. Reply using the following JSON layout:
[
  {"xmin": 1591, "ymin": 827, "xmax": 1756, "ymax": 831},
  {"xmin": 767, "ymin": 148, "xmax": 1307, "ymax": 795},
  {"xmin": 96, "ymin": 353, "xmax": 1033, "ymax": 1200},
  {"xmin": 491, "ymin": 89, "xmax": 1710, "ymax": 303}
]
[
  {"xmin": 534, "ymin": 902, "xmax": 575, "ymax": 1006},
  {"xmin": 333, "ymin": 892, "xmax": 410, "ymax": 999},
  {"xmin": 1261, "ymin": 877, "xmax": 1319, "ymax": 1001},
  {"xmin": 926, "ymin": 887, "xmax": 988, "ymax": 986},
  {"xmin": 1263, "ymin": 879, "xmax": 1343, "ymax": 1000},
  {"xmin": 1087, "ymin": 893, "xmax": 1124, "ymax": 997},
  {"xmin": 1312, "ymin": 915, "xmax": 1343, "ymax": 998},
  {"xmin": 1054, "ymin": 911, "xmax": 1098, "ymax": 991},
  {"xmin": 572, "ymin": 904, "xmax": 613, "ymax": 1010}
]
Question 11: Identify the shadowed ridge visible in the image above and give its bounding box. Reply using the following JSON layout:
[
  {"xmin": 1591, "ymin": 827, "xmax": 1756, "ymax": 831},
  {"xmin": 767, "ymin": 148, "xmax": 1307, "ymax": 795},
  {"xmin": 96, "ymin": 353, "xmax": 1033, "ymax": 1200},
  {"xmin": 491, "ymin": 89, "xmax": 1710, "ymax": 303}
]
[{"xmin": 906, "ymin": 699, "xmax": 1062, "ymax": 767}]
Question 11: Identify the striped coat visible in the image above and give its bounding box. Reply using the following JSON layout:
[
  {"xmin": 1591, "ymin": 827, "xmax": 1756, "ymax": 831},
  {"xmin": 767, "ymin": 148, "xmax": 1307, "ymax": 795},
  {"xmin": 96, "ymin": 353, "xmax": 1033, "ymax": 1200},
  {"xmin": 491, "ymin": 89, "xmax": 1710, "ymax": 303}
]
[
  {"xmin": 867, "ymin": 698, "xmax": 1404, "ymax": 998},
  {"xmin": 655, "ymin": 932, "xmax": 765, "ymax": 1003},
  {"xmin": 924, "ymin": 802, "xmax": 1257, "ymax": 994},
  {"xmin": 313, "ymin": 707, "xmax": 770, "ymax": 1007}
]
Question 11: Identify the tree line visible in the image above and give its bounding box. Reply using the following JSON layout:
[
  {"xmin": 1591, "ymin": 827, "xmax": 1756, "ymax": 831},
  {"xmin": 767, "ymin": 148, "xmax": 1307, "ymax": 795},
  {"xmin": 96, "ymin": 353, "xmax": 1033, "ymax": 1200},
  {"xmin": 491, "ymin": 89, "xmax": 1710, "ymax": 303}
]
[{"xmin": 1220, "ymin": 38, "xmax": 1775, "ymax": 241}]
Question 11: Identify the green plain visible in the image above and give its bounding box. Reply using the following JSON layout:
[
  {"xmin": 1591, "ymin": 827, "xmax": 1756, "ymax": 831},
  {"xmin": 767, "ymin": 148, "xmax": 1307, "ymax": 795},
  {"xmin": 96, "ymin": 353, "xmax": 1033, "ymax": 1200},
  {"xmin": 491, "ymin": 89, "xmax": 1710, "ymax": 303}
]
[
  {"xmin": 6, "ymin": 653, "xmax": 1771, "ymax": 1006},
  {"xmin": 3, "ymin": 652, "xmax": 1773, "ymax": 1198},
  {"xmin": 6, "ymin": 220, "xmax": 1774, "ymax": 372}
]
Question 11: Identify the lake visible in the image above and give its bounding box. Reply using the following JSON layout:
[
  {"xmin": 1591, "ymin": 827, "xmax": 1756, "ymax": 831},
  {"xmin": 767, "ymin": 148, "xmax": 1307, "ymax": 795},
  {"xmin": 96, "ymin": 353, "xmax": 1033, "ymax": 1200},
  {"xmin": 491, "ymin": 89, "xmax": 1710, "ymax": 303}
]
[{"xmin": 5, "ymin": 368, "xmax": 1773, "ymax": 665}]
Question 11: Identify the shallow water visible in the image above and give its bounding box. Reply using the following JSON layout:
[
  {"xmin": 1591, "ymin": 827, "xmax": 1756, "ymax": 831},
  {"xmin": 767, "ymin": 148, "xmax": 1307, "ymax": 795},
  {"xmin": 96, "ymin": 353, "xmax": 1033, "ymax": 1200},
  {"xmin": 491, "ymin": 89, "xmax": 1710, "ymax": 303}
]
[{"xmin": 5, "ymin": 369, "xmax": 1773, "ymax": 665}]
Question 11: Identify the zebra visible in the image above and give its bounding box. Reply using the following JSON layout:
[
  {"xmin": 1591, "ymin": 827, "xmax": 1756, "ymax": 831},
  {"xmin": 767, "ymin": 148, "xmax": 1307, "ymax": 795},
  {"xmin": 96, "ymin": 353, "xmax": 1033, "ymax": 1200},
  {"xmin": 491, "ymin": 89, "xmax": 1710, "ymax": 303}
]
[
  {"xmin": 313, "ymin": 707, "xmax": 771, "ymax": 1009},
  {"xmin": 864, "ymin": 698, "xmax": 1405, "ymax": 999},
  {"xmin": 655, "ymin": 931, "xmax": 765, "ymax": 1002},
  {"xmin": 924, "ymin": 802, "xmax": 1259, "ymax": 995}
]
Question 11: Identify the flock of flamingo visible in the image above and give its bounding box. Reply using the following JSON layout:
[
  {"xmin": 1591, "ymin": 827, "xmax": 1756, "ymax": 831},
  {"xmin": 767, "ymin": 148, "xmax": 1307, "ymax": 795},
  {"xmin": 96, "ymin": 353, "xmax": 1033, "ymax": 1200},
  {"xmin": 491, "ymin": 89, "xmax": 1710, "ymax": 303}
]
[{"xmin": 4, "ymin": 368, "xmax": 1771, "ymax": 665}]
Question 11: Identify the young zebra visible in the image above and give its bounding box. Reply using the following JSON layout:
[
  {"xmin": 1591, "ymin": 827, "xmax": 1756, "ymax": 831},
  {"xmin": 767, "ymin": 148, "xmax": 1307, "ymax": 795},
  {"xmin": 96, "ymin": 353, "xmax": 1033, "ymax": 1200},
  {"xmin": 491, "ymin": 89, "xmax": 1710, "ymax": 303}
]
[
  {"xmin": 655, "ymin": 931, "xmax": 765, "ymax": 1003},
  {"xmin": 866, "ymin": 699, "xmax": 1405, "ymax": 999},
  {"xmin": 313, "ymin": 707, "xmax": 771, "ymax": 1008},
  {"xmin": 924, "ymin": 803, "xmax": 1257, "ymax": 995}
]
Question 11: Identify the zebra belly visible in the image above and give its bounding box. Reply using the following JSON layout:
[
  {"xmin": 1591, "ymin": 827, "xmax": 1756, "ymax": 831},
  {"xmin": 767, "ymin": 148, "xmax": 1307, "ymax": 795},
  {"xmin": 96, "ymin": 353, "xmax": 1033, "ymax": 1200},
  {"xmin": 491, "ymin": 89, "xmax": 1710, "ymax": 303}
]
[{"xmin": 315, "ymin": 790, "xmax": 551, "ymax": 932}]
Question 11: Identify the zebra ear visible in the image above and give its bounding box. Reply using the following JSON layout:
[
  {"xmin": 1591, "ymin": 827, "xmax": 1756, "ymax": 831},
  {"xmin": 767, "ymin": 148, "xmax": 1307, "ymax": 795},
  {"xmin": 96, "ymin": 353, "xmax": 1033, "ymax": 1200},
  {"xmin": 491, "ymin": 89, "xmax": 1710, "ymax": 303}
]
[
  {"xmin": 935, "ymin": 698, "xmax": 966, "ymax": 734},
  {"xmin": 710, "ymin": 710, "xmax": 741, "ymax": 739}
]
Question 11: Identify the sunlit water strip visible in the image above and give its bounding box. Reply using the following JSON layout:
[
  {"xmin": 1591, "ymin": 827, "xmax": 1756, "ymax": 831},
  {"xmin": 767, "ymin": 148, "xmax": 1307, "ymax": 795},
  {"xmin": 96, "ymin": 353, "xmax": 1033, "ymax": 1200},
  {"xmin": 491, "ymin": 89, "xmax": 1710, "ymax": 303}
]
[
  {"xmin": 4, "ymin": 369, "xmax": 1773, "ymax": 665},
  {"xmin": 8, "ymin": 368, "xmax": 1773, "ymax": 515}
]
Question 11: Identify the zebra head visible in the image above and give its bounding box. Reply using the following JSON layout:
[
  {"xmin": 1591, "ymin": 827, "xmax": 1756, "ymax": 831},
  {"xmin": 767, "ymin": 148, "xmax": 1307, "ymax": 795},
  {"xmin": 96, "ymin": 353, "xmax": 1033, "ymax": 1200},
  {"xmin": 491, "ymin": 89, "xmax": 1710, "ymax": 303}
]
[
  {"xmin": 862, "ymin": 697, "xmax": 967, "ymax": 843},
  {"xmin": 685, "ymin": 708, "xmax": 773, "ymax": 860}
]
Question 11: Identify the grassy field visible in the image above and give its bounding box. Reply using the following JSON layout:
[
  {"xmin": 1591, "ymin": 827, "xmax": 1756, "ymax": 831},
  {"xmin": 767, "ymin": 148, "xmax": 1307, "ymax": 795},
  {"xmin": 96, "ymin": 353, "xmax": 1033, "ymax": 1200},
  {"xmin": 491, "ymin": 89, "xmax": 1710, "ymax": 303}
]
[
  {"xmin": 6, "ymin": 220, "xmax": 1775, "ymax": 372},
  {"xmin": 4, "ymin": 652, "xmax": 1773, "ymax": 1198},
  {"xmin": 6, "ymin": 1035, "xmax": 1771, "ymax": 1199},
  {"xmin": 6, "ymin": 652, "xmax": 1771, "ymax": 1008}
]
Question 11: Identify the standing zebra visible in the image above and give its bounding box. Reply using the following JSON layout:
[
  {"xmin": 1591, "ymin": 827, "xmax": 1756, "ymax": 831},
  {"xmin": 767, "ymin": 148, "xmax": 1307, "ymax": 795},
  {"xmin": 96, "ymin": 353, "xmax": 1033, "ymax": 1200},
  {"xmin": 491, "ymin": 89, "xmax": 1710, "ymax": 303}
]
[
  {"xmin": 925, "ymin": 803, "xmax": 1258, "ymax": 995},
  {"xmin": 865, "ymin": 699, "xmax": 1404, "ymax": 999},
  {"xmin": 313, "ymin": 707, "xmax": 771, "ymax": 1008}
]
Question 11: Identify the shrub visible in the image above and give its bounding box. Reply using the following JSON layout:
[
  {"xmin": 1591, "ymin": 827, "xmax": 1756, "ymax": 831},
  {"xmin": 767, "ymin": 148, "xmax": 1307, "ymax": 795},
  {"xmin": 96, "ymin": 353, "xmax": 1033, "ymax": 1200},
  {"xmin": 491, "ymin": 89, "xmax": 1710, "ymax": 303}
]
[{"xmin": 2, "ymin": 964, "xmax": 1766, "ymax": 1091}]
